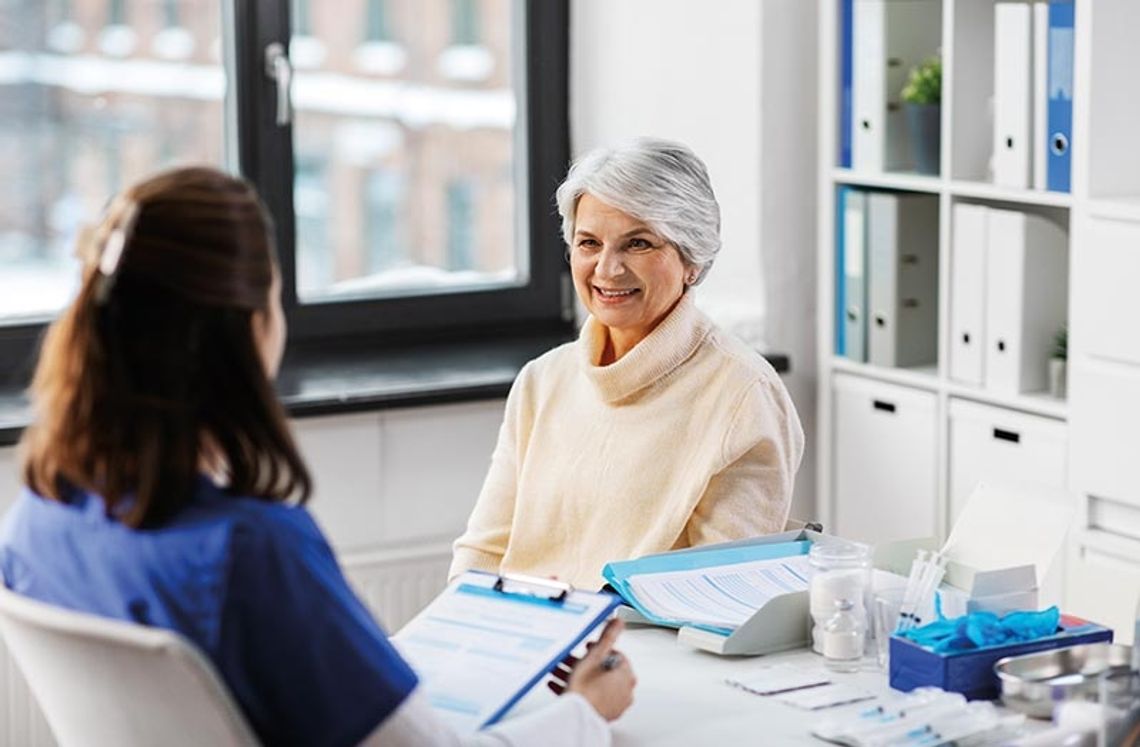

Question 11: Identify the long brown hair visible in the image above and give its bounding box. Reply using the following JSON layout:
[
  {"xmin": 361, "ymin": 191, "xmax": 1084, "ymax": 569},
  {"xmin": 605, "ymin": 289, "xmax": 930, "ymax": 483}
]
[{"xmin": 21, "ymin": 166, "xmax": 311, "ymax": 527}]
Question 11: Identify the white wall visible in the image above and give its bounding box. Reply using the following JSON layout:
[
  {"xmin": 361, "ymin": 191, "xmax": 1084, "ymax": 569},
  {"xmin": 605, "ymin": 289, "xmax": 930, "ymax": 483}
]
[{"xmin": 570, "ymin": 0, "xmax": 819, "ymax": 516}]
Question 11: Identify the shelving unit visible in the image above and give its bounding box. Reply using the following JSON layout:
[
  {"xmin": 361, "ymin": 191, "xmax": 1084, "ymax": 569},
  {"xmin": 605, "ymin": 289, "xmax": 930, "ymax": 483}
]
[{"xmin": 817, "ymin": 0, "xmax": 1140, "ymax": 640}]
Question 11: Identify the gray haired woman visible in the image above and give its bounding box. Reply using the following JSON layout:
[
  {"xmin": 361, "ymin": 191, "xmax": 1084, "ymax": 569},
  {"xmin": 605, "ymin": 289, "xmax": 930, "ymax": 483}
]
[{"xmin": 450, "ymin": 138, "xmax": 804, "ymax": 590}]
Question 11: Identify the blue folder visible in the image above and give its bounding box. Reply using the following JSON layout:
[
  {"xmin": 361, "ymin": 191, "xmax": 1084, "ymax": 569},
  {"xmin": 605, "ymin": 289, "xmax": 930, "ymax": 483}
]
[
  {"xmin": 602, "ymin": 539, "xmax": 812, "ymax": 635},
  {"xmin": 839, "ymin": 0, "xmax": 854, "ymax": 168},
  {"xmin": 1046, "ymin": 0, "xmax": 1074, "ymax": 193}
]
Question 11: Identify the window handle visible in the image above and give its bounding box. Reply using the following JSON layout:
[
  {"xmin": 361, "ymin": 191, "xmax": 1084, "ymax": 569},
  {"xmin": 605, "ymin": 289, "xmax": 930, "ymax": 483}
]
[{"xmin": 265, "ymin": 42, "xmax": 293, "ymax": 127}]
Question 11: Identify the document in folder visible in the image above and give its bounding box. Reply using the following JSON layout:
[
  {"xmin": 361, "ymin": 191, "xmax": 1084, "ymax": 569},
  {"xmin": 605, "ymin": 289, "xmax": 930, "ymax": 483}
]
[
  {"xmin": 391, "ymin": 571, "xmax": 620, "ymax": 734},
  {"xmin": 603, "ymin": 539, "xmax": 816, "ymax": 634}
]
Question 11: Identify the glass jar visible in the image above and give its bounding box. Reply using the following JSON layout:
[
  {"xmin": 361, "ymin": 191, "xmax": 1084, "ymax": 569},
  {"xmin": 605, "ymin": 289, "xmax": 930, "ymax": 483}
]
[
  {"xmin": 809, "ymin": 541, "xmax": 872, "ymax": 655},
  {"xmin": 823, "ymin": 598, "xmax": 864, "ymax": 673}
]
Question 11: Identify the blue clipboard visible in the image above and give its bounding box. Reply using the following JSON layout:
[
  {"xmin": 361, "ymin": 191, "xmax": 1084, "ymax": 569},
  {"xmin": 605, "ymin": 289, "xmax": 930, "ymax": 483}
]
[{"xmin": 392, "ymin": 571, "xmax": 621, "ymax": 733}]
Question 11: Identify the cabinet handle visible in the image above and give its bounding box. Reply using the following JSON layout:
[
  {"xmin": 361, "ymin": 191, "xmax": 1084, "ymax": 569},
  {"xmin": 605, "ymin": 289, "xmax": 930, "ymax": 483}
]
[
  {"xmin": 873, "ymin": 400, "xmax": 896, "ymax": 413},
  {"xmin": 993, "ymin": 428, "xmax": 1021, "ymax": 444}
]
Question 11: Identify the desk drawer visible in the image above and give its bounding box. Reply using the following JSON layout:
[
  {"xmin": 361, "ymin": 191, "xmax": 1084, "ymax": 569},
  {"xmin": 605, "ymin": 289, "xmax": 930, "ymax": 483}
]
[{"xmin": 948, "ymin": 399, "xmax": 1067, "ymax": 525}]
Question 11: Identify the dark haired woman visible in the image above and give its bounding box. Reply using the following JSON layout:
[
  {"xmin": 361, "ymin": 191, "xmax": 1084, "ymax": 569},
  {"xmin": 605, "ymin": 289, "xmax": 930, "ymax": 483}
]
[{"xmin": 0, "ymin": 167, "xmax": 634, "ymax": 746}]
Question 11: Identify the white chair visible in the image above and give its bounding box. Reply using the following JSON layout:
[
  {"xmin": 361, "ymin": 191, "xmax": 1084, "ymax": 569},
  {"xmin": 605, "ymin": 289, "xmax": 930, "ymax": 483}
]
[{"xmin": 0, "ymin": 586, "xmax": 258, "ymax": 747}]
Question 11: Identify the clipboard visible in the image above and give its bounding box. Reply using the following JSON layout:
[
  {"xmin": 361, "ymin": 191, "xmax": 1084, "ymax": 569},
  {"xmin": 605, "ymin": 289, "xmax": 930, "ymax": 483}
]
[{"xmin": 391, "ymin": 570, "xmax": 621, "ymax": 733}]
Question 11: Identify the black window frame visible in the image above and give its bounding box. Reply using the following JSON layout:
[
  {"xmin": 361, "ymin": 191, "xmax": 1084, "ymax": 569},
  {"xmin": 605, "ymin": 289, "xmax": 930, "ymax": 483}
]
[
  {"xmin": 0, "ymin": 0, "xmax": 572, "ymax": 386},
  {"xmin": 239, "ymin": 0, "xmax": 572, "ymax": 350}
]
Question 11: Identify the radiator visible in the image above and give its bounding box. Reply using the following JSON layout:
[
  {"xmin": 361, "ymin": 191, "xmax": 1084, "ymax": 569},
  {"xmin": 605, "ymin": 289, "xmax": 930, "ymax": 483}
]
[{"xmin": 340, "ymin": 542, "xmax": 453, "ymax": 633}]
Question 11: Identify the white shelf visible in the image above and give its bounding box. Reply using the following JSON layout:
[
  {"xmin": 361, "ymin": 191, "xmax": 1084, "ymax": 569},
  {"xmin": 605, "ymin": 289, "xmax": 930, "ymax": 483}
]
[
  {"xmin": 831, "ymin": 168, "xmax": 942, "ymax": 194},
  {"xmin": 1087, "ymin": 195, "xmax": 1140, "ymax": 223},
  {"xmin": 949, "ymin": 180, "xmax": 1073, "ymax": 209},
  {"xmin": 943, "ymin": 381, "xmax": 1068, "ymax": 421},
  {"xmin": 819, "ymin": 0, "xmax": 1140, "ymax": 639},
  {"xmin": 830, "ymin": 356, "xmax": 1069, "ymax": 420},
  {"xmin": 829, "ymin": 357, "xmax": 940, "ymax": 391}
]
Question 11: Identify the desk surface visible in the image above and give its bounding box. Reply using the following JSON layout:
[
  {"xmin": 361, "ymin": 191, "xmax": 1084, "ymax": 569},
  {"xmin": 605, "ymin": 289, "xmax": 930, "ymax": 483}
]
[
  {"xmin": 511, "ymin": 626, "xmax": 899, "ymax": 745},
  {"xmin": 510, "ymin": 626, "xmax": 1049, "ymax": 745}
]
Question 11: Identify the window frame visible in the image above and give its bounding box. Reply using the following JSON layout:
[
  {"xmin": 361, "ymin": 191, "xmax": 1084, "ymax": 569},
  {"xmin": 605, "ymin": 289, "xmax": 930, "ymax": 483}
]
[
  {"xmin": 241, "ymin": 0, "xmax": 572, "ymax": 348},
  {"xmin": 0, "ymin": 0, "xmax": 572, "ymax": 385}
]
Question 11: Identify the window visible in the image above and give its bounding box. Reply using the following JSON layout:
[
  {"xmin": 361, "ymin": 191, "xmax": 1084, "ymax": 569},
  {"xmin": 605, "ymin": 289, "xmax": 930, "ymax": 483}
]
[
  {"xmin": 0, "ymin": 0, "xmax": 226, "ymax": 334},
  {"xmin": 365, "ymin": 0, "xmax": 394, "ymax": 44},
  {"xmin": 451, "ymin": 0, "xmax": 480, "ymax": 46},
  {"xmin": 0, "ymin": 1, "xmax": 569, "ymax": 381},
  {"xmin": 446, "ymin": 180, "xmax": 476, "ymax": 273},
  {"xmin": 364, "ymin": 170, "xmax": 406, "ymax": 273}
]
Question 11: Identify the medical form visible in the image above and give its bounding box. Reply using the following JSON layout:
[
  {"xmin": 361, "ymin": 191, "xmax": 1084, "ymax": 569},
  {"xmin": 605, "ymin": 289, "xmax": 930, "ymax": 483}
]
[
  {"xmin": 626, "ymin": 553, "xmax": 817, "ymax": 631},
  {"xmin": 391, "ymin": 571, "xmax": 621, "ymax": 733}
]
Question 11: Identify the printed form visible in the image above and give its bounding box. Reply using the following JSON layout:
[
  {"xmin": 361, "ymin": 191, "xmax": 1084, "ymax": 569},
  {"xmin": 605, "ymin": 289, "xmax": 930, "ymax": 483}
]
[
  {"xmin": 626, "ymin": 554, "xmax": 817, "ymax": 630},
  {"xmin": 392, "ymin": 572, "xmax": 618, "ymax": 733}
]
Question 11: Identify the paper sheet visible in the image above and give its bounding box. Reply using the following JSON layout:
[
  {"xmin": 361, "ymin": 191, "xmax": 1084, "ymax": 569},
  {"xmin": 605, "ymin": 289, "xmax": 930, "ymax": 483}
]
[
  {"xmin": 625, "ymin": 554, "xmax": 817, "ymax": 630},
  {"xmin": 776, "ymin": 683, "xmax": 877, "ymax": 710},
  {"xmin": 725, "ymin": 665, "xmax": 832, "ymax": 695},
  {"xmin": 392, "ymin": 573, "xmax": 618, "ymax": 733}
]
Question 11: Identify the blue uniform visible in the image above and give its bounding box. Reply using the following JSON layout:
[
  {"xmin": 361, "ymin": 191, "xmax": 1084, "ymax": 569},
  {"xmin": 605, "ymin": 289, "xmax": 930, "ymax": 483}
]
[{"xmin": 0, "ymin": 477, "xmax": 418, "ymax": 747}]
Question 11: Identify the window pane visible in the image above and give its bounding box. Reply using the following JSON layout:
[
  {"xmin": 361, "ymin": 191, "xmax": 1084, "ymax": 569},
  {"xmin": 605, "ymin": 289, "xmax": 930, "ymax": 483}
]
[
  {"xmin": 291, "ymin": 0, "xmax": 523, "ymax": 304},
  {"xmin": 0, "ymin": 0, "xmax": 227, "ymax": 323}
]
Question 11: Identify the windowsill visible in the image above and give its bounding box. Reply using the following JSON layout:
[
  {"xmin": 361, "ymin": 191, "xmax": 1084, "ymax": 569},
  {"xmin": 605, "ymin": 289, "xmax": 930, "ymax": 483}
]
[{"xmin": 0, "ymin": 335, "xmax": 790, "ymax": 448}]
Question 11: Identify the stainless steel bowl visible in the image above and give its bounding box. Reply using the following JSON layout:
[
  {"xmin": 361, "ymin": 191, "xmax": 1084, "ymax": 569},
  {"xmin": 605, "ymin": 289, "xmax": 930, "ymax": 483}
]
[{"xmin": 994, "ymin": 643, "xmax": 1134, "ymax": 719}]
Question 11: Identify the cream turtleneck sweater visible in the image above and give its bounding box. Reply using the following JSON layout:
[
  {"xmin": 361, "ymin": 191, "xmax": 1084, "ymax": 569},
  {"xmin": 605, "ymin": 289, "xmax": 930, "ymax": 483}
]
[{"xmin": 449, "ymin": 293, "xmax": 804, "ymax": 590}]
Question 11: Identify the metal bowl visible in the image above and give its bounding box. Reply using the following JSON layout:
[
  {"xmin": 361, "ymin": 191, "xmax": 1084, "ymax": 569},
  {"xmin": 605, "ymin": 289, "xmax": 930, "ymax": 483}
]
[{"xmin": 995, "ymin": 643, "xmax": 1134, "ymax": 719}]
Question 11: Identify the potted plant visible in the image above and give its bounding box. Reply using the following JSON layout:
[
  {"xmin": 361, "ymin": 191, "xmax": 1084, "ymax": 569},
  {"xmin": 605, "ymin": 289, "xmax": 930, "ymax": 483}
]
[
  {"xmin": 901, "ymin": 55, "xmax": 942, "ymax": 175},
  {"xmin": 1049, "ymin": 325, "xmax": 1067, "ymax": 398}
]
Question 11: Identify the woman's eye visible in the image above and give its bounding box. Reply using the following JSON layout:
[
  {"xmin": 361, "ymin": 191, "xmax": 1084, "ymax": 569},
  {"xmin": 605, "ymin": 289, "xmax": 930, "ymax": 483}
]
[
  {"xmin": 628, "ymin": 238, "xmax": 653, "ymax": 251},
  {"xmin": 576, "ymin": 238, "xmax": 601, "ymax": 252}
]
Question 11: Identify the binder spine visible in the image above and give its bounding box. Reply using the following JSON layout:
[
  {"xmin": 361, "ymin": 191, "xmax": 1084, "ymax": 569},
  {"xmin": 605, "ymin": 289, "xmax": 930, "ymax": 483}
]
[
  {"xmin": 836, "ymin": 186, "xmax": 848, "ymax": 356},
  {"xmin": 839, "ymin": 0, "xmax": 854, "ymax": 168},
  {"xmin": 1046, "ymin": 0, "xmax": 1074, "ymax": 193}
]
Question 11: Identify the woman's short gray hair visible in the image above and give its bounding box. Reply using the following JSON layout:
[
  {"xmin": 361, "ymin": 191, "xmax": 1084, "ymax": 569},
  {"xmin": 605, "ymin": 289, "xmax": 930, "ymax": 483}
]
[{"xmin": 555, "ymin": 138, "xmax": 721, "ymax": 285}]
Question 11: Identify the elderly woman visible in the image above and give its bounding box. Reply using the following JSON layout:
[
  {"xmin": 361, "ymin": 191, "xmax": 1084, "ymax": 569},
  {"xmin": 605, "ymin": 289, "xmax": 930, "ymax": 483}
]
[{"xmin": 450, "ymin": 138, "xmax": 804, "ymax": 590}]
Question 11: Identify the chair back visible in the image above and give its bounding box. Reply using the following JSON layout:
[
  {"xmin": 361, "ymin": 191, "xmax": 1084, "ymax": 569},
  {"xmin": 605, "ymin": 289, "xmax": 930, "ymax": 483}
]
[{"xmin": 0, "ymin": 586, "xmax": 258, "ymax": 747}]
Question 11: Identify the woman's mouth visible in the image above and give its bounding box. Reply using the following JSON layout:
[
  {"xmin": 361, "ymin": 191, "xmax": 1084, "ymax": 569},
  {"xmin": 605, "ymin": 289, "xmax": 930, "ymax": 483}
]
[{"xmin": 594, "ymin": 286, "xmax": 639, "ymax": 299}]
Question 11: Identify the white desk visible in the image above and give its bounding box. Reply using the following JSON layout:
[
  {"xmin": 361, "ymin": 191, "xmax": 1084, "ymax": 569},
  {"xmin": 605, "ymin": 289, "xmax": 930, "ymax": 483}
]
[
  {"xmin": 511, "ymin": 626, "xmax": 1052, "ymax": 745},
  {"xmin": 512, "ymin": 626, "xmax": 901, "ymax": 746}
]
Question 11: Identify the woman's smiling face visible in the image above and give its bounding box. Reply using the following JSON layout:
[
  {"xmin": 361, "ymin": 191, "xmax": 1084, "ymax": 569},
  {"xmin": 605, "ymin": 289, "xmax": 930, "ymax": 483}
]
[{"xmin": 570, "ymin": 193, "xmax": 691, "ymax": 357}]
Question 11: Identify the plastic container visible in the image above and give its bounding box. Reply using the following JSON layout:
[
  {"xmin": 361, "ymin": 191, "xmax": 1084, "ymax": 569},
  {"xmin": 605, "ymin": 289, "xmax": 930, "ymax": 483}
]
[{"xmin": 809, "ymin": 541, "xmax": 872, "ymax": 655}]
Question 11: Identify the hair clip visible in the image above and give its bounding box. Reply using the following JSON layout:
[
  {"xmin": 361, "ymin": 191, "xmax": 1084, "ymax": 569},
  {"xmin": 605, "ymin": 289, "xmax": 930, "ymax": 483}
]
[{"xmin": 94, "ymin": 200, "xmax": 140, "ymax": 305}]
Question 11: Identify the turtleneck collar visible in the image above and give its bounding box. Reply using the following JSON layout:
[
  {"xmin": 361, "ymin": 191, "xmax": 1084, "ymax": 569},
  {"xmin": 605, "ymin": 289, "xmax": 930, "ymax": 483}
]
[{"xmin": 578, "ymin": 292, "xmax": 712, "ymax": 403}]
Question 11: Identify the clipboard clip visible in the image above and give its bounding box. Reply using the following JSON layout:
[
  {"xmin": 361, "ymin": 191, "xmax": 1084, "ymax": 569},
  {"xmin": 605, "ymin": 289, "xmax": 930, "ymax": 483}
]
[{"xmin": 492, "ymin": 573, "xmax": 573, "ymax": 603}]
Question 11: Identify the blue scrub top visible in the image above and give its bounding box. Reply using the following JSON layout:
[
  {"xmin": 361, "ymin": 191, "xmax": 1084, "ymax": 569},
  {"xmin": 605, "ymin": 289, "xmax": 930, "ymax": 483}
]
[{"xmin": 0, "ymin": 477, "xmax": 418, "ymax": 747}]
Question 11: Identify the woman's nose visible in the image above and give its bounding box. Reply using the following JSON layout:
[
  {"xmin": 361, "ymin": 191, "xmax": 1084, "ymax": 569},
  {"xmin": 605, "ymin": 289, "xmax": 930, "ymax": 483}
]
[{"xmin": 595, "ymin": 246, "xmax": 625, "ymax": 278}]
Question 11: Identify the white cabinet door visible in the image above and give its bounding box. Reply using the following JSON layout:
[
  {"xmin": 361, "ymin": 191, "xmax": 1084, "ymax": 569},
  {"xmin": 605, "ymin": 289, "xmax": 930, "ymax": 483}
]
[
  {"xmin": 1070, "ymin": 359, "xmax": 1140, "ymax": 506},
  {"xmin": 832, "ymin": 374, "xmax": 938, "ymax": 544},
  {"xmin": 947, "ymin": 399, "xmax": 1069, "ymax": 606},
  {"xmin": 1072, "ymin": 217, "xmax": 1140, "ymax": 366},
  {"xmin": 1066, "ymin": 529, "xmax": 1140, "ymax": 645}
]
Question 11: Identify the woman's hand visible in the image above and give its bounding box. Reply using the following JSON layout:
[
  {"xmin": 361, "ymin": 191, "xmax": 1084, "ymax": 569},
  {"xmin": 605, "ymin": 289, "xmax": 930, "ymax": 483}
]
[{"xmin": 547, "ymin": 618, "xmax": 636, "ymax": 721}]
